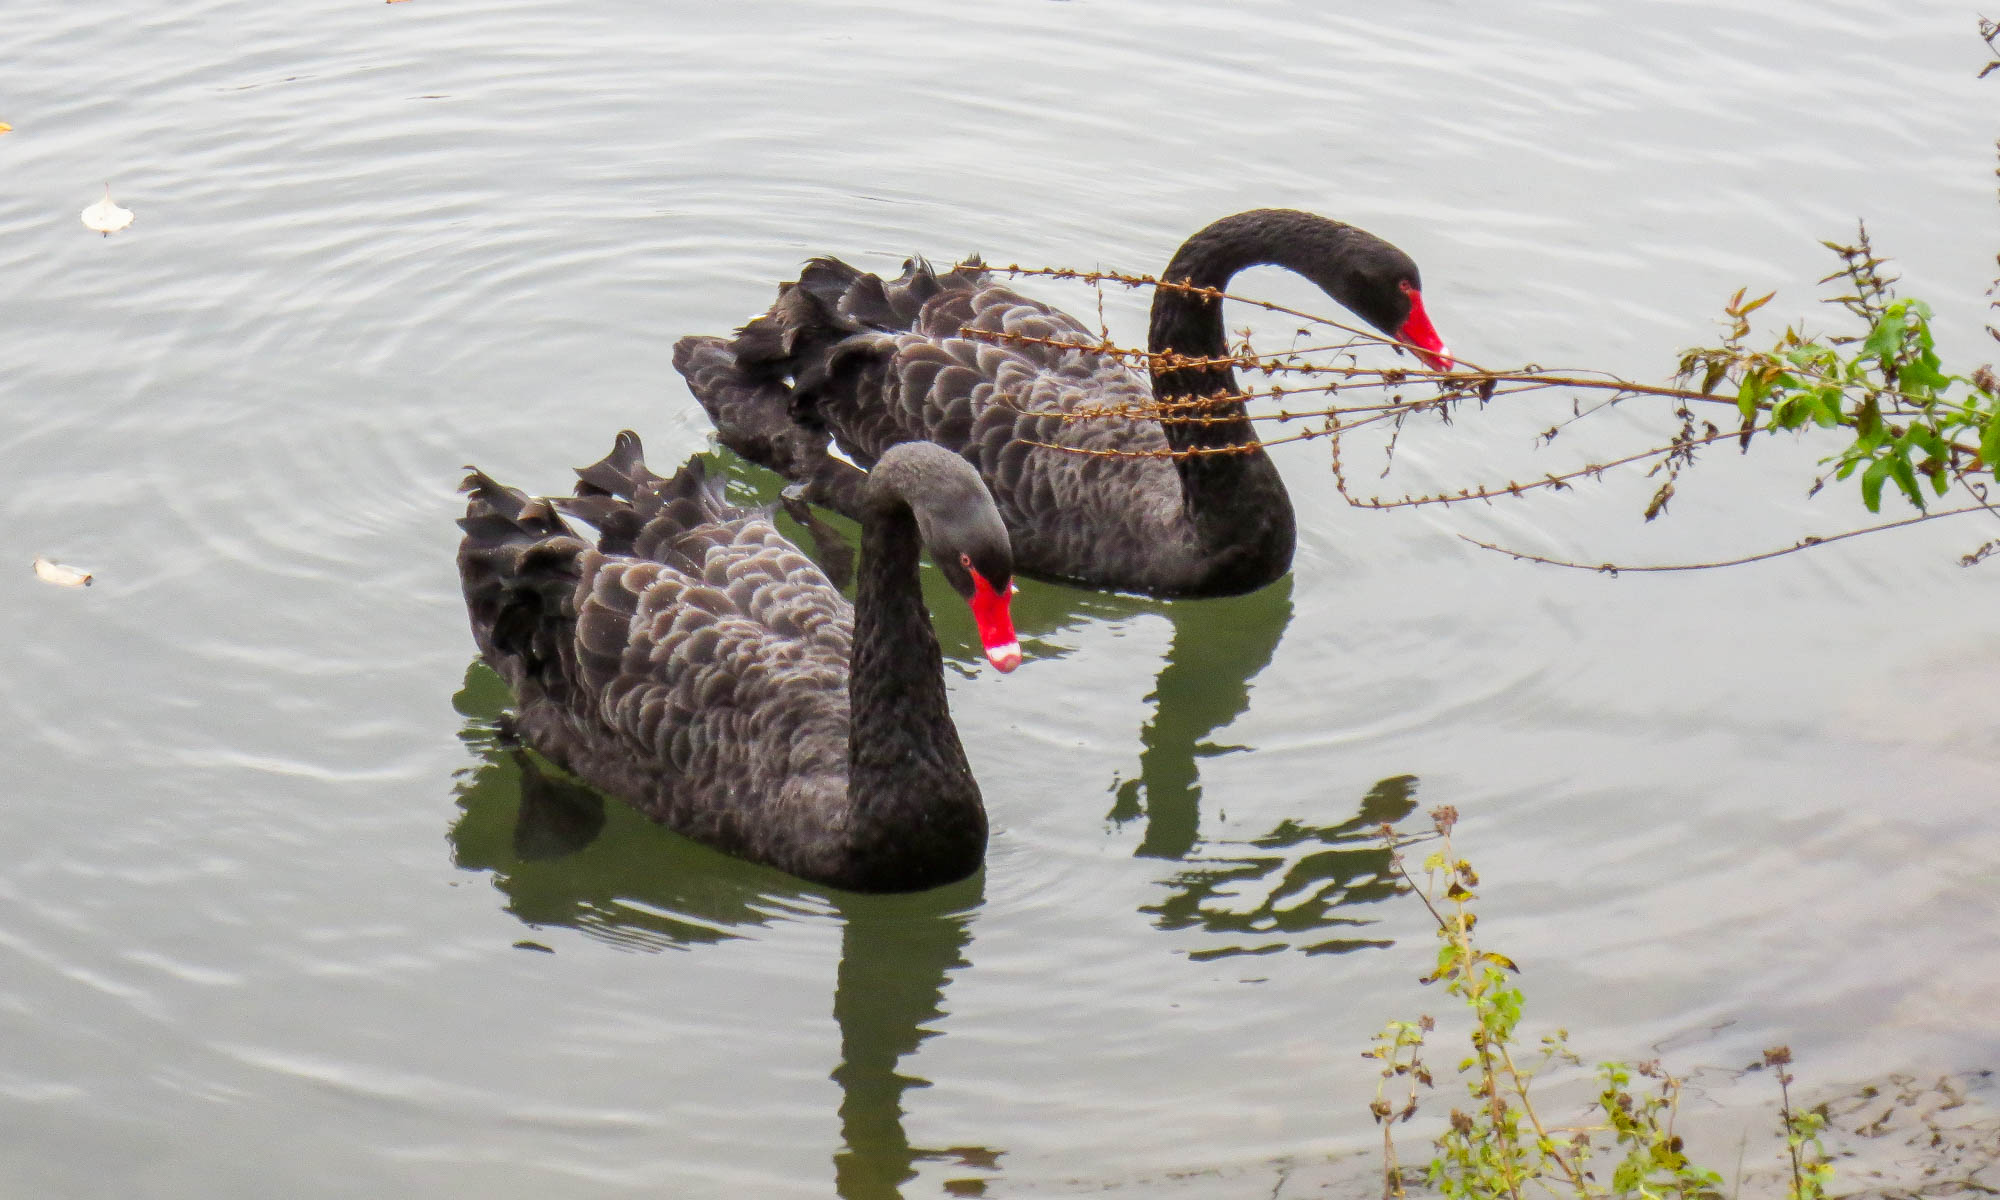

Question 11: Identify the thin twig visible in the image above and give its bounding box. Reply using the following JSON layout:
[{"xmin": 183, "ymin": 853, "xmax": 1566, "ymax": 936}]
[
  {"xmin": 1342, "ymin": 427, "xmax": 1745, "ymax": 509},
  {"xmin": 1389, "ymin": 851, "xmax": 1450, "ymax": 934},
  {"xmin": 1460, "ymin": 503, "xmax": 1990, "ymax": 572}
]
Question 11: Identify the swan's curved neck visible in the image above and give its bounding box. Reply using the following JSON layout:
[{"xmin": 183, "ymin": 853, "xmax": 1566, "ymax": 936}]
[
  {"xmin": 843, "ymin": 501, "xmax": 984, "ymax": 890},
  {"xmin": 1143, "ymin": 212, "xmax": 1356, "ymax": 576},
  {"xmin": 1145, "ymin": 210, "xmax": 1374, "ymax": 430}
]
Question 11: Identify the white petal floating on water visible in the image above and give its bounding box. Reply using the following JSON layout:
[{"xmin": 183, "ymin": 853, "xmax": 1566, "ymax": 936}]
[
  {"xmin": 33, "ymin": 556, "xmax": 94, "ymax": 587},
  {"xmin": 81, "ymin": 185, "xmax": 133, "ymax": 235}
]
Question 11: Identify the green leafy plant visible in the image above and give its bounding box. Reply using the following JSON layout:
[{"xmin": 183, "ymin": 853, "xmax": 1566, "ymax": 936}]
[
  {"xmin": 1675, "ymin": 226, "xmax": 2000, "ymax": 519},
  {"xmin": 1765, "ymin": 1047, "xmax": 1834, "ymax": 1200},
  {"xmin": 1367, "ymin": 807, "xmax": 1823, "ymax": 1200}
]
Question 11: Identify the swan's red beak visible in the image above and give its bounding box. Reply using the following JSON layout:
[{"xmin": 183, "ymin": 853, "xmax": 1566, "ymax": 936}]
[
  {"xmin": 1396, "ymin": 282, "xmax": 1453, "ymax": 373},
  {"xmin": 968, "ymin": 574, "xmax": 1020, "ymax": 673}
]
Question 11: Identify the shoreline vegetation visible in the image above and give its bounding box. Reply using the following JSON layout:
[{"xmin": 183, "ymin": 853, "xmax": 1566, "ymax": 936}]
[
  {"xmin": 1054, "ymin": 1070, "xmax": 1997, "ymax": 1198},
  {"xmin": 1362, "ymin": 806, "xmax": 1996, "ymax": 1200}
]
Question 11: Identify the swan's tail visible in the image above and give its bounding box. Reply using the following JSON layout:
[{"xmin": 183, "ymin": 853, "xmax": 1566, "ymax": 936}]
[
  {"xmin": 558, "ymin": 430, "xmax": 736, "ymax": 569},
  {"xmin": 671, "ymin": 333, "xmax": 867, "ymax": 520},
  {"xmin": 674, "ymin": 255, "xmax": 990, "ymax": 519},
  {"xmin": 458, "ymin": 432, "xmax": 727, "ymax": 701},
  {"xmin": 728, "ymin": 255, "xmax": 990, "ymax": 363},
  {"xmin": 456, "ymin": 466, "xmax": 592, "ymax": 702}
]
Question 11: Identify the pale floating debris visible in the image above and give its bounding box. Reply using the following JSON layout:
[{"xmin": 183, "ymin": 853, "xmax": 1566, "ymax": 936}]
[
  {"xmin": 0, "ymin": 123, "xmax": 12, "ymax": 134},
  {"xmin": 33, "ymin": 556, "xmax": 94, "ymax": 587},
  {"xmin": 81, "ymin": 185, "xmax": 133, "ymax": 235}
]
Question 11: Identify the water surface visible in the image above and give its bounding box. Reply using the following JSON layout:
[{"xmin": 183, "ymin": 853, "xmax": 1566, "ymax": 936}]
[{"xmin": 3, "ymin": 1, "xmax": 1996, "ymax": 1195}]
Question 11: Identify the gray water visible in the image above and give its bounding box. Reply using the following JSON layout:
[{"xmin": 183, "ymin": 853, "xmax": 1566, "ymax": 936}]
[{"xmin": 3, "ymin": 1, "xmax": 1996, "ymax": 1195}]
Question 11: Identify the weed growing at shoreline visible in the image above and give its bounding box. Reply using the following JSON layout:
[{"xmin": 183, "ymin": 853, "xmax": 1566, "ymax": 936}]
[{"xmin": 1367, "ymin": 807, "xmax": 1832, "ymax": 1200}]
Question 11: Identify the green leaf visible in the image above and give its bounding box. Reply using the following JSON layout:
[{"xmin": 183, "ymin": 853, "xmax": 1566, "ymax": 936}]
[
  {"xmin": 1904, "ymin": 424, "xmax": 1946, "ymax": 461},
  {"xmin": 1699, "ymin": 359, "xmax": 1727, "ymax": 396},
  {"xmin": 1981, "ymin": 408, "xmax": 2000, "ymax": 469},
  {"xmin": 1886, "ymin": 453, "xmax": 1924, "ymax": 509},
  {"xmin": 1853, "ymin": 397, "xmax": 1885, "ymax": 448},
  {"xmin": 1901, "ymin": 349, "xmax": 1951, "ymax": 395},
  {"xmin": 1860, "ymin": 457, "xmax": 1890, "ymax": 512},
  {"xmin": 1860, "ymin": 308, "xmax": 1908, "ymax": 363},
  {"xmin": 1738, "ymin": 370, "xmax": 1772, "ymax": 422}
]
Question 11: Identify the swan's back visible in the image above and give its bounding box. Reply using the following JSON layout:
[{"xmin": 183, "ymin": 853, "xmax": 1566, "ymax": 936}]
[
  {"xmin": 690, "ymin": 257, "xmax": 1202, "ymax": 590},
  {"xmin": 458, "ymin": 435, "xmax": 862, "ymax": 872},
  {"xmin": 783, "ymin": 256, "xmax": 1177, "ymax": 463}
]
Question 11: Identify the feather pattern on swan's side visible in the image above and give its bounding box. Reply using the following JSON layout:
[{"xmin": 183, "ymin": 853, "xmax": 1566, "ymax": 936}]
[{"xmin": 457, "ymin": 431, "xmax": 1015, "ymax": 893}]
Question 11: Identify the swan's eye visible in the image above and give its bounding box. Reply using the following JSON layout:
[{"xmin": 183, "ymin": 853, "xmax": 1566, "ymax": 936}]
[
  {"xmin": 1398, "ymin": 278, "xmax": 1415, "ymax": 296},
  {"xmin": 959, "ymin": 552, "xmax": 973, "ymax": 569}
]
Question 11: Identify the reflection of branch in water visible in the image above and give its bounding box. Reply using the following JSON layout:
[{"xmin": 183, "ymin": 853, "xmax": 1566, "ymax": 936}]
[
  {"xmin": 831, "ymin": 885, "xmax": 1002, "ymax": 1199},
  {"xmin": 1145, "ymin": 774, "xmax": 1419, "ymax": 960},
  {"xmin": 448, "ymin": 661, "xmax": 1002, "ymax": 1196},
  {"xmin": 1106, "ymin": 575, "xmax": 1294, "ymax": 861}
]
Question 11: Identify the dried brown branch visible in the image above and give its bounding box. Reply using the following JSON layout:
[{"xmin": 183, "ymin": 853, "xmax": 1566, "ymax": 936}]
[
  {"xmin": 1334, "ymin": 427, "xmax": 1744, "ymax": 510},
  {"xmin": 1459, "ymin": 503, "xmax": 1992, "ymax": 573}
]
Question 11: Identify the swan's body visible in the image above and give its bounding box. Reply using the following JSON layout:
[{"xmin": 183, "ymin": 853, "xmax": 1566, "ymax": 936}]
[
  {"xmin": 674, "ymin": 209, "xmax": 1450, "ymax": 599},
  {"xmin": 457, "ymin": 432, "xmax": 1018, "ymax": 893}
]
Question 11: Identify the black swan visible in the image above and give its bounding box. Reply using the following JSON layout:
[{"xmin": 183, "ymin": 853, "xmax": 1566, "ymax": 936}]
[
  {"xmin": 457, "ymin": 430, "xmax": 1020, "ymax": 894},
  {"xmin": 673, "ymin": 209, "xmax": 1451, "ymax": 599}
]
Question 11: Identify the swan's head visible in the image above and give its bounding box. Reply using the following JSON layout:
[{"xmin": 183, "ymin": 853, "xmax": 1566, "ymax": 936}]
[
  {"xmin": 874, "ymin": 442, "xmax": 1022, "ymax": 673},
  {"xmin": 950, "ymin": 550, "xmax": 1020, "ymax": 674},
  {"xmin": 928, "ymin": 506, "xmax": 1018, "ymax": 674},
  {"xmin": 1308, "ymin": 235, "xmax": 1454, "ymax": 373}
]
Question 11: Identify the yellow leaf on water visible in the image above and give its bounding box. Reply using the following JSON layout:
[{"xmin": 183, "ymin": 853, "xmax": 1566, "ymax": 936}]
[
  {"xmin": 81, "ymin": 184, "xmax": 134, "ymax": 235},
  {"xmin": 0, "ymin": 123, "xmax": 12, "ymax": 134},
  {"xmin": 33, "ymin": 556, "xmax": 93, "ymax": 587}
]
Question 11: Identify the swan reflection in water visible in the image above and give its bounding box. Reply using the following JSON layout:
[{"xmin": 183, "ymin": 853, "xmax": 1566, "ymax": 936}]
[
  {"xmin": 451, "ymin": 663, "xmax": 1003, "ymax": 1198},
  {"xmin": 1010, "ymin": 570, "xmax": 1419, "ymax": 959},
  {"xmin": 1144, "ymin": 773, "xmax": 1418, "ymax": 961},
  {"xmin": 1101, "ymin": 574, "xmax": 1296, "ymax": 860}
]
